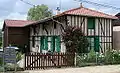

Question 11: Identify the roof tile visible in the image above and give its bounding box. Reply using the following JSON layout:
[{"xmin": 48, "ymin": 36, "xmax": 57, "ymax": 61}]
[
  {"xmin": 4, "ymin": 19, "xmax": 35, "ymax": 27},
  {"xmin": 57, "ymin": 7, "xmax": 118, "ymax": 19}
]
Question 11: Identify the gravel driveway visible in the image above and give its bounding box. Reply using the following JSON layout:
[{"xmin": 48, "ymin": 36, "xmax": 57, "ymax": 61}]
[{"xmin": 25, "ymin": 65, "xmax": 120, "ymax": 73}]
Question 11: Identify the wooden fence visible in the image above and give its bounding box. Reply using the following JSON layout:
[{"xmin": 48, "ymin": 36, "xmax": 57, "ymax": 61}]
[{"xmin": 25, "ymin": 52, "xmax": 75, "ymax": 70}]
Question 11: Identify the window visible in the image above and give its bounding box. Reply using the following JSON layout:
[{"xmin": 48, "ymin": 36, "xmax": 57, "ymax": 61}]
[
  {"xmin": 88, "ymin": 36, "xmax": 99, "ymax": 52},
  {"xmin": 87, "ymin": 18, "xmax": 95, "ymax": 29},
  {"xmin": 40, "ymin": 36, "xmax": 61, "ymax": 53}
]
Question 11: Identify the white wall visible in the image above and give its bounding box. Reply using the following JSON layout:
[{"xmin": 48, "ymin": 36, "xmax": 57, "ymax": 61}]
[{"xmin": 29, "ymin": 16, "xmax": 113, "ymax": 53}]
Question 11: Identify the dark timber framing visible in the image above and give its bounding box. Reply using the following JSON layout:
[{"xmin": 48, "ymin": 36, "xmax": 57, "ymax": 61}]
[{"xmin": 29, "ymin": 14, "xmax": 113, "ymax": 53}]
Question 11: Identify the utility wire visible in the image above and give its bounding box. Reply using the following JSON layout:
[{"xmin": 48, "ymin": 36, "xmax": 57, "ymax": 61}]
[
  {"xmin": 20, "ymin": 0, "xmax": 36, "ymax": 7},
  {"xmin": 74, "ymin": 0, "xmax": 120, "ymax": 10}
]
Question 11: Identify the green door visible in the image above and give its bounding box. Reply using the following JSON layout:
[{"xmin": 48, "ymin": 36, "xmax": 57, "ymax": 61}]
[{"xmin": 88, "ymin": 36, "xmax": 99, "ymax": 52}]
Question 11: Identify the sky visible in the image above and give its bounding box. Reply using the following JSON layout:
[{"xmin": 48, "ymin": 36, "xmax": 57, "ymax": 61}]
[{"xmin": 0, "ymin": 0, "xmax": 120, "ymax": 29}]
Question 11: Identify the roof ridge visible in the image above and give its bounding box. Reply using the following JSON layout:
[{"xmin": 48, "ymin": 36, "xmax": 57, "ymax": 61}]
[
  {"xmin": 57, "ymin": 6, "xmax": 117, "ymax": 19},
  {"xmin": 84, "ymin": 7, "xmax": 117, "ymax": 18},
  {"xmin": 5, "ymin": 19, "xmax": 34, "ymax": 22},
  {"xmin": 62, "ymin": 7, "xmax": 81, "ymax": 14}
]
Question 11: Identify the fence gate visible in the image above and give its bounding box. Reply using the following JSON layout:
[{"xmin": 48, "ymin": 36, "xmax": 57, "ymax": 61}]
[{"xmin": 25, "ymin": 52, "xmax": 75, "ymax": 70}]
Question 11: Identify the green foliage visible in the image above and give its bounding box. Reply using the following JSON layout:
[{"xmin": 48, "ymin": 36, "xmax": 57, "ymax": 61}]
[
  {"xmin": 62, "ymin": 26, "xmax": 89, "ymax": 53},
  {"xmin": 113, "ymin": 51, "xmax": 120, "ymax": 64},
  {"xmin": 0, "ymin": 66, "xmax": 4, "ymax": 72},
  {"xmin": 76, "ymin": 54, "xmax": 89, "ymax": 67},
  {"xmin": 16, "ymin": 52, "xmax": 22, "ymax": 62},
  {"xmin": 104, "ymin": 50, "xmax": 113, "ymax": 64},
  {"xmin": 76, "ymin": 49, "xmax": 120, "ymax": 67},
  {"xmin": 4, "ymin": 63, "xmax": 24, "ymax": 71},
  {"xmin": 27, "ymin": 4, "xmax": 53, "ymax": 20},
  {"xmin": 104, "ymin": 50, "xmax": 120, "ymax": 64},
  {"xmin": 87, "ymin": 49, "xmax": 96, "ymax": 62}
]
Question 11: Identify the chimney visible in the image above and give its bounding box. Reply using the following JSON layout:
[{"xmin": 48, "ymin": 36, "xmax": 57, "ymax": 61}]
[
  {"xmin": 56, "ymin": 7, "xmax": 61, "ymax": 15},
  {"xmin": 80, "ymin": 2, "xmax": 83, "ymax": 8}
]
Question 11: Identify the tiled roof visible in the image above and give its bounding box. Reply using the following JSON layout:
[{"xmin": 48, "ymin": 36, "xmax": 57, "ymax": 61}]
[
  {"xmin": 57, "ymin": 7, "xmax": 118, "ymax": 19},
  {"xmin": 4, "ymin": 19, "xmax": 35, "ymax": 27}
]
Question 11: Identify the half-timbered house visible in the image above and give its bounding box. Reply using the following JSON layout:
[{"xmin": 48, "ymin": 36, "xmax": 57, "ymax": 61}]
[{"xmin": 28, "ymin": 5, "xmax": 117, "ymax": 53}]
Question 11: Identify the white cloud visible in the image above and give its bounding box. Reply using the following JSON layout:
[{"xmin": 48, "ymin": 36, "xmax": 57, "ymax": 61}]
[
  {"xmin": 0, "ymin": 0, "xmax": 119, "ymax": 29},
  {"xmin": 6, "ymin": 12, "xmax": 27, "ymax": 20},
  {"xmin": 89, "ymin": 8, "xmax": 96, "ymax": 10},
  {"xmin": 0, "ymin": 12, "xmax": 27, "ymax": 29}
]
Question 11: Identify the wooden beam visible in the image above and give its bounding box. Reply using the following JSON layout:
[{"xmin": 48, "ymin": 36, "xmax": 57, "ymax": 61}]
[
  {"xmin": 98, "ymin": 19, "xmax": 105, "ymax": 36},
  {"xmin": 80, "ymin": 17, "xmax": 85, "ymax": 28}
]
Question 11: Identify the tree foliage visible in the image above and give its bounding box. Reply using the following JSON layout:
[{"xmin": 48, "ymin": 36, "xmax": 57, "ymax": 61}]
[
  {"xmin": 27, "ymin": 4, "xmax": 53, "ymax": 20},
  {"xmin": 62, "ymin": 26, "xmax": 89, "ymax": 53}
]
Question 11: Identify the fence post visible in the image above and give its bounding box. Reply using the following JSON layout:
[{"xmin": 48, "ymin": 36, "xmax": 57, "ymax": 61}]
[
  {"xmin": 58, "ymin": 53, "xmax": 60, "ymax": 67},
  {"xmin": 74, "ymin": 53, "xmax": 77, "ymax": 67},
  {"xmin": 96, "ymin": 52, "xmax": 98, "ymax": 65},
  {"xmin": 25, "ymin": 53, "xmax": 26, "ymax": 70}
]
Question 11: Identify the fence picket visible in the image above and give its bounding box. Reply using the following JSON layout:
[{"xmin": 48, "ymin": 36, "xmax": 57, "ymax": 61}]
[{"xmin": 25, "ymin": 52, "xmax": 75, "ymax": 70}]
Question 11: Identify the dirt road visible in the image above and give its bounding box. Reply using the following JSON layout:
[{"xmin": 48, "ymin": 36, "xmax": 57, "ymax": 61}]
[{"xmin": 25, "ymin": 65, "xmax": 120, "ymax": 73}]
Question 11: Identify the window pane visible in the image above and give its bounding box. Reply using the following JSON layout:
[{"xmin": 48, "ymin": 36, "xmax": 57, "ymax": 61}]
[{"xmin": 88, "ymin": 18, "xmax": 95, "ymax": 29}]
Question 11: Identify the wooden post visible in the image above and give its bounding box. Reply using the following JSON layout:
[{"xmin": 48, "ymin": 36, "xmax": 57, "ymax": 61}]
[
  {"xmin": 58, "ymin": 53, "xmax": 60, "ymax": 67},
  {"xmin": 74, "ymin": 53, "xmax": 77, "ymax": 67}
]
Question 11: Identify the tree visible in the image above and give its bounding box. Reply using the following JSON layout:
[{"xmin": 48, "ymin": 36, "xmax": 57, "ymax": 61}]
[
  {"xmin": 62, "ymin": 26, "xmax": 89, "ymax": 53},
  {"xmin": 27, "ymin": 4, "xmax": 53, "ymax": 20}
]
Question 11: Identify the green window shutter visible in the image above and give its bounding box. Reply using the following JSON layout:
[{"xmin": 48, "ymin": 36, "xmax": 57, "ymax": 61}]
[
  {"xmin": 44, "ymin": 36, "xmax": 48, "ymax": 50},
  {"xmin": 55, "ymin": 36, "xmax": 61, "ymax": 52},
  {"xmin": 50, "ymin": 36, "xmax": 55, "ymax": 52},
  {"xmin": 87, "ymin": 18, "xmax": 95, "ymax": 29},
  {"xmin": 94, "ymin": 37, "xmax": 99, "ymax": 52},
  {"xmin": 40, "ymin": 36, "xmax": 44, "ymax": 50}
]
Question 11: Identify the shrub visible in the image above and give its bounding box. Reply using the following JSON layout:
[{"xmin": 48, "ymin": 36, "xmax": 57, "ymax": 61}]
[
  {"xmin": 4, "ymin": 63, "xmax": 24, "ymax": 71},
  {"xmin": 62, "ymin": 26, "xmax": 89, "ymax": 53},
  {"xmin": 0, "ymin": 66, "xmax": 4, "ymax": 72},
  {"xmin": 87, "ymin": 49, "xmax": 96, "ymax": 62},
  {"xmin": 97, "ymin": 53, "xmax": 105, "ymax": 64},
  {"xmin": 16, "ymin": 52, "xmax": 22, "ymax": 62},
  {"xmin": 76, "ymin": 49, "xmax": 120, "ymax": 67},
  {"xmin": 76, "ymin": 53, "xmax": 88, "ymax": 67},
  {"xmin": 113, "ymin": 50, "xmax": 120, "ymax": 64}
]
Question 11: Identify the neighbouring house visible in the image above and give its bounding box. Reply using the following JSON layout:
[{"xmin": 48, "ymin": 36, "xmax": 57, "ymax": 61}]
[
  {"xmin": 113, "ymin": 13, "xmax": 120, "ymax": 50},
  {"xmin": 2, "ymin": 19, "xmax": 34, "ymax": 52},
  {"xmin": 2, "ymin": 5, "xmax": 118, "ymax": 53},
  {"xmin": 27, "ymin": 5, "xmax": 117, "ymax": 53}
]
